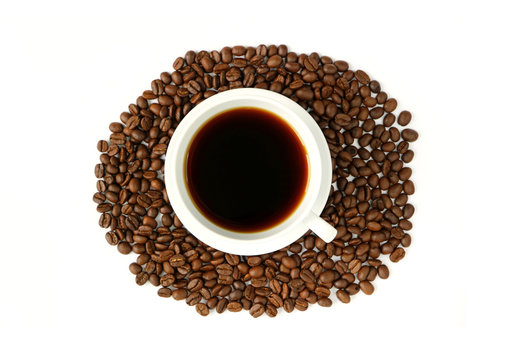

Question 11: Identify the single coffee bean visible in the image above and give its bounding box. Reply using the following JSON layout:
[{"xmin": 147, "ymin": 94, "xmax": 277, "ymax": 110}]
[
  {"xmin": 97, "ymin": 140, "xmax": 108, "ymax": 152},
  {"xmin": 129, "ymin": 263, "xmax": 142, "ymax": 275},
  {"xmin": 336, "ymin": 290, "xmax": 351, "ymax": 303},
  {"xmin": 401, "ymin": 129, "xmax": 419, "ymax": 142},
  {"xmin": 172, "ymin": 289, "xmax": 188, "ymax": 301},
  {"xmin": 216, "ymin": 298, "xmax": 228, "ymax": 313},
  {"xmin": 249, "ymin": 303, "xmax": 265, "ymax": 318},
  {"xmin": 249, "ymin": 265, "xmax": 264, "ymax": 278},
  {"xmin": 295, "ymin": 298, "xmax": 309, "ymax": 311},
  {"xmin": 117, "ymin": 242, "xmax": 131, "ymax": 255},
  {"xmin": 359, "ymin": 280, "xmax": 374, "ymax": 295},
  {"xmin": 383, "ymin": 98, "xmax": 398, "ymax": 112},
  {"xmin": 265, "ymin": 304, "xmax": 278, "ymax": 317},
  {"xmin": 378, "ymin": 265, "xmax": 389, "ymax": 279},
  {"xmin": 135, "ymin": 272, "xmax": 149, "ymax": 286},
  {"xmin": 295, "ymin": 87, "xmax": 314, "ymax": 101},
  {"xmin": 281, "ymin": 256, "xmax": 296, "ymax": 269},
  {"xmin": 398, "ymin": 110, "xmax": 412, "ymax": 126},
  {"xmin": 155, "ymin": 286, "xmax": 172, "ymax": 298},
  {"xmin": 318, "ymin": 297, "xmax": 332, "ymax": 307},
  {"xmin": 390, "ymin": 248, "xmax": 406, "ymax": 262},
  {"xmin": 227, "ymin": 301, "xmax": 242, "ymax": 312},
  {"xmin": 403, "ymin": 204, "xmax": 415, "ymax": 219},
  {"xmin": 196, "ymin": 303, "xmax": 210, "ymax": 316},
  {"xmin": 403, "ymin": 180, "xmax": 415, "ymax": 195}
]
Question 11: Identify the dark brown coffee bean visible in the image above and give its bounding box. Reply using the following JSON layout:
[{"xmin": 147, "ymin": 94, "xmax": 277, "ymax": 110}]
[
  {"xmin": 378, "ymin": 265, "xmax": 389, "ymax": 279},
  {"xmin": 355, "ymin": 70, "xmax": 370, "ymax": 84},
  {"xmin": 295, "ymin": 298, "xmax": 309, "ymax": 311},
  {"xmin": 97, "ymin": 140, "xmax": 108, "ymax": 152},
  {"xmin": 129, "ymin": 263, "xmax": 142, "ymax": 275},
  {"xmin": 173, "ymin": 57, "xmax": 184, "ymax": 70},
  {"xmin": 216, "ymin": 298, "xmax": 228, "ymax": 313},
  {"xmin": 398, "ymin": 110, "xmax": 412, "ymax": 126},
  {"xmin": 390, "ymin": 247, "xmax": 406, "ymax": 262},
  {"xmin": 383, "ymin": 98, "xmax": 398, "ymax": 112},
  {"xmin": 117, "ymin": 242, "xmax": 132, "ymax": 255},
  {"xmin": 249, "ymin": 265, "xmax": 264, "ymax": 278},
  {"xmin": 158, "ymin": 288, "xmax": 172, "ymax": 298},
  {"xmin": 403, "ymin": 180, "xmax": 415, "ymax": 195},
  {"xmin": 315, "ymin": 286, "xmax": 331, "ymax": 298},
  {"xmin": 169, "ymin": 254, "xmax": 186, "ymax": 267},
  {"xmin": 227, "ymin": 301, "xmax": 242, "ymax": 312},
  {"xmin": 195, "ymin": 303, "xmax": 209, "ymax": 316},
  {"xmin": 359, "ymin": 280, "xmax": 374, "ymax": 295},
  {"xmin": 401, "ymin": 129, "xmax": 418, "ymax": 142},
  {"xmin": 94, "ymin": 164, "xmax": 105, "ymax": 178},
  {"xmin": 336, "ymin": 290, "xmax": 351, "ymax": 303},
  {"xmin": 402, "ymin": 150, "xmax": 414, "ymax": 163},
  {"xmin": 281, "ymin": 256, "xmax": 296, "ymax": 269},
  {"xmin": 403, "ymin": 204, "xmax": 415, "ymax": 219},
  {"xmin": 249, "ymin": 303, "xmax": 265, "ymax": 318},
  {"xmin": 335, "ymin": 60, "xmax": 348, "ymax": 71},
  {"xmin": 265, "ymin": 304, "xmax": 278, "ymax": 317},
  {"xmin": 135, "ymin": 272, "xmax": 149, "ymax": 286},
  {"xmin": 304, "ymin": 57, "xmax": 318, "ymax": 71},
  {"xmin": 318, "ymin": 297, "xmax": 332, "ymax": 307},
  {"xmin": 172, "ymin": 289, "xmax": 188, "ymax": 301},
  {"xmin": 295, "ymin": 87, "xmax": 314, "ymax": 101},
  {"xmin": 399, "ymin": 167, "xmax": 412, "ymax": 181},
  {"xmin": 266, "ymin": 55, "xmax": 282, "ymax": 68},
  {"xmin": 348, "ymin": 259, "xmax": 362, "ymax": 274}
]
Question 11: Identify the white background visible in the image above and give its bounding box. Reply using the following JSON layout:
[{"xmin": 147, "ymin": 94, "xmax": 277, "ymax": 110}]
[{"xmin": 0, "ymin": 0, "xmax": 503, "ymax": 359}]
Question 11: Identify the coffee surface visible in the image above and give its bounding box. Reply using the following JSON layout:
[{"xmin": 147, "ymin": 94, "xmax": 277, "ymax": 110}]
[{"xmin": 186, "ymin": 107, "xmax": 308, "ymax": 232}]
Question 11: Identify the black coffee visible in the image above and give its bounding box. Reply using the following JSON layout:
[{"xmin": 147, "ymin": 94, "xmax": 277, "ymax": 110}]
[{"xmin": 186, "ymin": 107, "xmax": 308, "ymax": 233}]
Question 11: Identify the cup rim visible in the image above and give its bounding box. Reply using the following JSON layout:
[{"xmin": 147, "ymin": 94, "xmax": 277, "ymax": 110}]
[{"xmin": 164, "ymin": 88, "xmax": 332, "ymax": 255}]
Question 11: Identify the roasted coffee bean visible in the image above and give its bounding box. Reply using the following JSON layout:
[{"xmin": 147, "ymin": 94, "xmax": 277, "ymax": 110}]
[
  {"xmin": 295, "ymin": 298, "xmax": 309, "ymax": 311},
  {"xmin": 97, "ymin": 140, "xmax": 108, "ymax": 152},
  {"xmin": 336, "ymin": 290, "xmax": 351, "ymax": 303},
  {"xmin": 249, "ymin": 266, "xmax": 264, "ymax": 278},
  {"xmin": 390, "ymin": 248, "xmax": 406, "ymax": 262},
  {"xmin": 172, "ymin": 289, "xmax": 188, "ymax": 301},
  {"xmin": 383, "ymin": 98, "xmax": 398, "ymax": 112},
  {"xmin": 117, "ymin": 242, "xmax": 131, "ymax": 255},
  {"xmin": 158, "ymin": 288, "xmax": 172, "ymax": 298},
  {"xmin": 359, "ymin": 280, "xmax": 374, "ymax": 295},
  {"xmin": 265, "ymin": 304, "xmax": 278, "ymax": 317},
  {"xmin": 398, "ymin": 110, "xmax": 412, "ymax": 126},
  {"xmin": 129, "ymin": 263, "xmax": 142, "ymax": 275},
  {"xmin": 227, "ymin": 301, "xmax": 242, "ymax": 312},
  {"xmin": 281, "ymin": 256, "xmax": 296, "ymax": 269},
  {"xmin": 196, "ymin": 303, "xmax": 209, "ymax": 316},
  {"xmin": 378, "ymin": 265, "xmax": 390, "ymax": 279},
  {"xmin": 135, "ymin": 272, "xmax": 149, "ymax": 286},
  {"xmin": 403, "ymin": 204, "xmax": 415, "ymax": 219},
  {"xmin": 318, "ymin": 297, "xmax": 332, "ymax": 307},
  {"xmin": 355, "ymin": 70, "xmax": 370, "ymax": 84},
  {"xmin": 403, "ymin": 180, "xmax": 415, "ymax": 195},
  {"xmin": 401, "ymin": 129, "xmax": 419, "ymax": 142},
  {"xmin": 216, "ymin": 298, "xmax": 228, "ymax": 313},
  {"xmin": 248, "ymin": 303, "xmax": 265, "ymax": 318}
]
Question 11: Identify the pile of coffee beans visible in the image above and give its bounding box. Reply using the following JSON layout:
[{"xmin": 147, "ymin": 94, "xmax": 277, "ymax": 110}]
[{"xmin": 94, "ymin": 45, "xmax": 417, "ymax": 317}]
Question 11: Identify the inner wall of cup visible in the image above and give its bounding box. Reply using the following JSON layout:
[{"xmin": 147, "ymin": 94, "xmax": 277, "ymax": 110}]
[{"xmin": 175, "ymin": 96, "xmax": 323, "ymax": 240}]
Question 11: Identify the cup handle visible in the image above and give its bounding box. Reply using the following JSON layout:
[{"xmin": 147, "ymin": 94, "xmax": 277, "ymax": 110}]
[{"xmin": 303, "ymin": 212, "xmax": 337, "ymax": 243}]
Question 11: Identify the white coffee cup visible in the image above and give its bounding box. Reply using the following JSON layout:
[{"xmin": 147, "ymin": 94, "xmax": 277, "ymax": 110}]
[{"xmin": 164, "ymin": 88, "xmax": 336, "ymax": 255}]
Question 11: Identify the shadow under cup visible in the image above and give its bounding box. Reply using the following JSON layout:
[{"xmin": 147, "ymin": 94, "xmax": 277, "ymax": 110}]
[{"xmin": 185, "ymin": 106, "xmax": 309, "ymax": 233}]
